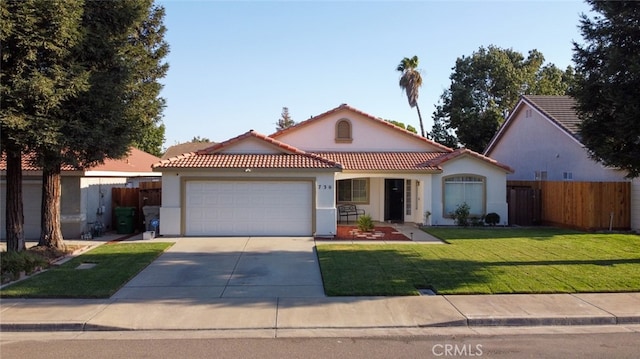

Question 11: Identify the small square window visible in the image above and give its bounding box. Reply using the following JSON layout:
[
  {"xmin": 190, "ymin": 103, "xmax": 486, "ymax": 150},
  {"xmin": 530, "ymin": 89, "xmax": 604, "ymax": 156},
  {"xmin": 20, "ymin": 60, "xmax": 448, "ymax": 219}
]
[{"xmin": 563, "ymin": 172, "xmax": 573, "ymax": 180}]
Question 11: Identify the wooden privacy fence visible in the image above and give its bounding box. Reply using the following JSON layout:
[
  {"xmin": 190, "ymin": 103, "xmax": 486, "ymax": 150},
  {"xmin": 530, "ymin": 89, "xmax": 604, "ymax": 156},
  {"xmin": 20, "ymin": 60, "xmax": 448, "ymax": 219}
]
[
  {"xmin": 111, "ymin": 181, "xmax": 162, "ymax": 232},
  {"xmin": 507, "ymin": 181, "xmax": 631, "ymax": 231}
]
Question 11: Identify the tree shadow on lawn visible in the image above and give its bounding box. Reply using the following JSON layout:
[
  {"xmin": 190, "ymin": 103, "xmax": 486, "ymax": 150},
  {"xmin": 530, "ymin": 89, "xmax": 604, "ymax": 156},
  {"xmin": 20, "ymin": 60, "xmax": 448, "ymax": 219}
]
[
  {"xmin": 424, "ymin": 227, "xmax": 591, "ymax": 241},
  {"xmin": 318, "ymin": 248, "xmax": 640, "ymax": 296}
]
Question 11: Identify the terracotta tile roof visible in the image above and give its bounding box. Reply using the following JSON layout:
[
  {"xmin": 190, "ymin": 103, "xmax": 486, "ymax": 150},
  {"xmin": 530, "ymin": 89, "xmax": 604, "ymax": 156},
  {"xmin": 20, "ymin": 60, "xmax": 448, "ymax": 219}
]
[
  {"xmin": 0, "ymin": 152, "xmax": 75, "ymax": 171},
  {"xmin": 91, "ymin": 148, "xmax": 161, "ymax": 172},
  {"xmin": 152, "ymin": 153, "xmax": 342, "ymax": 169},
  {"xmin": 154, "ymin": 130, "xmax": 512, "ymax": 172},
  {"xmin": 313, "ymin": 152, "xmax": 445, "ymax": 171},
  {"xmin": 153, "ymin": 130, "xmax": 342, "ymax": 170},
  {"xmin": 270, "ymin": 103, "xmax": 453, "ymax": 152},
  {"xmin": 523, "ymin": 95, "xmax": 580, "ymax": 135},
  {"xmin": 428, "ymin": 148, "xmax": 514, "ymax": 173},
  {"xmin": 162, "ymin": 141, "xmax": 215, "ymax": 159},
  {"xmin": 0, "ymin": 148, "xmax": 158, "ymax": 173}
]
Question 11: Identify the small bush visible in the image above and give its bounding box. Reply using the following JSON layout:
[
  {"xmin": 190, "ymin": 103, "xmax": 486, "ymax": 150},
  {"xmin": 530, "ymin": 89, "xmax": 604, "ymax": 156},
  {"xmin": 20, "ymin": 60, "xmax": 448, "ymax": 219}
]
[
  {"xmin": 0, "ymin": 250, "xmax": 47, "ymax": 283},
  {"xmin": 452, "ymin": 203, "xmax": 471, "ymax": 226},
  {"xmin": 485, "ymin": 212, "xmax": 501, "ymax": 226},
  {"xmin": 471, "ymin": 216, "xmax": 485, "ymax": 227},
  {"xmin": 357, "ymin": 214, "xmax": 375, "ymax": 232},
  {"xmin": 451, "ymin": 203, "xmax": 470, "ymax": 227}
]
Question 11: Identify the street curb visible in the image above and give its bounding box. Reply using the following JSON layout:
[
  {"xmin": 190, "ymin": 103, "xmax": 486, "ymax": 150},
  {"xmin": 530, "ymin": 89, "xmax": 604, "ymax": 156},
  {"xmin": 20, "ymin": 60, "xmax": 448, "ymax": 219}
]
[
  {"xmin": 2, "ymin": 316, "xmax": 639, "ymax": 332},
  {"xmin": 465, "ymin": 316, "xmax": 618, "ymax": 327},
  {"xmin": 0, "ymin": 323, "xmax": 129, "ymax": 332}
]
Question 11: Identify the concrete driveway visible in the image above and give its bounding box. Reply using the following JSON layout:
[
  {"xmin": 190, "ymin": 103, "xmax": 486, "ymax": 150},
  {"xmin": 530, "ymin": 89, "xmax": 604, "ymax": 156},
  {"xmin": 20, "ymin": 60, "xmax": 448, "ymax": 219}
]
[{"xmin": 112, "ymin": 237, "xmax": 325, "ymax": 300}]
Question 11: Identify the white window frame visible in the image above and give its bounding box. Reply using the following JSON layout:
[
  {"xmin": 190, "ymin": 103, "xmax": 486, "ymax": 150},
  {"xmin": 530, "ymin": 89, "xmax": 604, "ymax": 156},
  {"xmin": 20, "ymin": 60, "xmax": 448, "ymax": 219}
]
[{"xmin": 442, "ymin": 174, "xmax": 486, "ymax": 217}]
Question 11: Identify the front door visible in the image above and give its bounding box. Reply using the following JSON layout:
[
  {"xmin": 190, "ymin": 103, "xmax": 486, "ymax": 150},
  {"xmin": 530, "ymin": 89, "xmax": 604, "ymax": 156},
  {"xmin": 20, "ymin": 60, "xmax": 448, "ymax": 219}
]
[{"xmin": 384, "ymin": 179, "xmax": 404, "ymax": 223}]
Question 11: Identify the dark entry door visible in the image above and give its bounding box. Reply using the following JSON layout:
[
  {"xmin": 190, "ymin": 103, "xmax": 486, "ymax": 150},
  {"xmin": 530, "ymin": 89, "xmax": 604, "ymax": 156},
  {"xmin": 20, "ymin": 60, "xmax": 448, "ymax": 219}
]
[{"xmin": 385, "ymin": 179, "xmax": 404, "ymax": 222}]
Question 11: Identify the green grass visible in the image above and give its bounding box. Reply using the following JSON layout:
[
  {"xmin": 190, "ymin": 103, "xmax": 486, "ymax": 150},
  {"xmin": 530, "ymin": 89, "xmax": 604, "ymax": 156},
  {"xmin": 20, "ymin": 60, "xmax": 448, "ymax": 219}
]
[
  {"xmin": 0, "ymin": 242, "xmax": 173, "ymax": 298},
  {"xmin": 317, "ymin": 228, "xmax": 640, "ymax": 296}
]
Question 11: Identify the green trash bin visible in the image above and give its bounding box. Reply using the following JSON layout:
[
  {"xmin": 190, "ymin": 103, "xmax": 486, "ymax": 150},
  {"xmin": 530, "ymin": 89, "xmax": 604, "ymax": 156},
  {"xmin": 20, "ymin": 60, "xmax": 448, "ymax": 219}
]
[{"xmin": 115, "ymin": 207, "xmax": 136, "ymax": 234}]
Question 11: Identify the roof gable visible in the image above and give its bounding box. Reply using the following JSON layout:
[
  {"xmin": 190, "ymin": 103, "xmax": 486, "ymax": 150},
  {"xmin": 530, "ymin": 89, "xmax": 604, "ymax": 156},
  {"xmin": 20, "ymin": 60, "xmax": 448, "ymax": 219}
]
[
  {"xmin": 429, "ymin": 148, "xmax": 514, "ymax": 173},
  {"xmin": 199, "ymin": 130, "xmax": 304, "ymax": 155},
  {"xmin": 485, "ymin": 95, "xmax": 582, "ymax": 155},
  {"xmin": 271, "ymin": 104, "xmax": 452, "ymax": 153},
  {"xmin": 153, "ymin": 130, "xmax": 342, "ymax": 170}
]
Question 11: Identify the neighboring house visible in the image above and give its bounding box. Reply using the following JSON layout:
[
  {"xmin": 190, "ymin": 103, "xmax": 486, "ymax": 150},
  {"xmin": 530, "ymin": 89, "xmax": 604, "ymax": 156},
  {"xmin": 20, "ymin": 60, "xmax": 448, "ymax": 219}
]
[
  {"xmin": 153, "ymin": 104, "xmax": 513, "ymax": 237},
  {"xmin": 162, "ymin": 141, "xmax": 215, "ymax": 160},
  {"xmin": 484, "ymin": 95, "xmax": 639, "ymax": 231},
  {"xmin": 1, "ymin": 148, "xmax": 161, "ymax": 240}
]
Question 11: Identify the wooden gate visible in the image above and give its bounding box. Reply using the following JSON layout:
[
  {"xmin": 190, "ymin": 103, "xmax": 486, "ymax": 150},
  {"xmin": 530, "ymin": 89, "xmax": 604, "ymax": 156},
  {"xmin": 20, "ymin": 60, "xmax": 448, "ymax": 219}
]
[
  {"xmin": 507, "ymin": 180, "xmax": 630, "ymax": 230},
  {"xmin": 111, "ymin": 182, "xmax": 161, "ymax": 232},
  {"xmin": 507, "ymin": 186, "xmax": 542, "ymax": 226}
]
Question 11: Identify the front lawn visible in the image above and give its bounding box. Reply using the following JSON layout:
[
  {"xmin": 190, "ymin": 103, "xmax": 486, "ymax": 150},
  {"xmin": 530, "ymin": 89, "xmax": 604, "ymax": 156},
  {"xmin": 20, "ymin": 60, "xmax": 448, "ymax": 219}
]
[
  {"xmin": 317, "ymin": 228, "xmax": 640, "ymax": 296},
  {"xmin": 0, "ymin": 242, "xmax": 173, "ymax": 298}
]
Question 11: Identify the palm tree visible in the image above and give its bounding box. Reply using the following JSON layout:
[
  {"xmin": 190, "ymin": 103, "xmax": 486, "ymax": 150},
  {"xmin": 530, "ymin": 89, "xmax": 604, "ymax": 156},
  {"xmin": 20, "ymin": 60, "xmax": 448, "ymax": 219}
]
[{"xmin": 397, "ymin": 55, "xmax": 425, "ymax": 137}]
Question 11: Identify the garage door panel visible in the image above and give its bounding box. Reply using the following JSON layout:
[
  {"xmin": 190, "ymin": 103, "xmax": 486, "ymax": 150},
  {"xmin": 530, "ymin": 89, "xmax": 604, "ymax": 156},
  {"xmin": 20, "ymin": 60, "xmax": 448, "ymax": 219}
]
[{"xmin": 185, "ymin": 180, "xmax": 312, "ymax": 236}]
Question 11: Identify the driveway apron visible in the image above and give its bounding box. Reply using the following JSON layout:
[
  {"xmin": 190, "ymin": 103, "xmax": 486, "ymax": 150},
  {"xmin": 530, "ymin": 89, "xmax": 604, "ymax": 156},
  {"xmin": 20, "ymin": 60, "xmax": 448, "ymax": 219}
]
[{"xmin": 111, "ymin": 237, "xmax": 325, "ymax": 300}]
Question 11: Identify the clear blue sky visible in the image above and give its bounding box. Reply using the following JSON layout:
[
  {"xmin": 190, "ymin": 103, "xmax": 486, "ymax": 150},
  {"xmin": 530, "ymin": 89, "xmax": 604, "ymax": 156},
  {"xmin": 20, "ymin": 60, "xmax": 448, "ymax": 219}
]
[{"xmin": 157, "ymin": 0, "xmax": 590, "ymax": 149}]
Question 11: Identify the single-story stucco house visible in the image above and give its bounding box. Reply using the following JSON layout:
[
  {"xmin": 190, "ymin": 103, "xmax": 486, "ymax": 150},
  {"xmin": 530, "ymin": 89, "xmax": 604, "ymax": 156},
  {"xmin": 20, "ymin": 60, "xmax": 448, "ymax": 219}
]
[
  {"xmin": 1, "ymin": 148, "xmax": 161, "ymax": 240},
  {"xmin": 153, "ymin": 104, "xmax": 513, "ymax": 237}
]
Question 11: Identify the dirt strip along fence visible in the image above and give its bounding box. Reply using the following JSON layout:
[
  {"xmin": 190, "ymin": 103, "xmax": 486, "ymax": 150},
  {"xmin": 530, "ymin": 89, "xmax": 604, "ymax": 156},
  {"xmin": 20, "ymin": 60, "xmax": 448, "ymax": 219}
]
[{"xmin": 507, "ymin": 180, "xmax": 630, "ymax": 231}]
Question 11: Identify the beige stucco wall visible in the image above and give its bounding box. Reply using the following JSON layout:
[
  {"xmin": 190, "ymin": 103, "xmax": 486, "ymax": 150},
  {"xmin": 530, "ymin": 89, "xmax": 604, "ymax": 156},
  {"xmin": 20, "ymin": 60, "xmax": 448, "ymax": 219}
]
[
  {"xmin": 158, "ymin": 169, "xmax": 338, "ymax": 237},
  {"xmin": 219, "ymin": 137, "xmax": 282, "ymax": 154},
  {"xmin": 80, "ymin": 177, "xmax": 129, "ymax": 233},
  {"xmin": 2, "ymin": 176, "xmax": 89, "ymax": 240},
  {"xmin": 430, "ymin": 156, "xmax": 509, "ymax": 226},
  {"xmin": 275, "ymin": 109, "xmax": 443, "ymax": 152},
  {"xmin": 335, "ymin": 173, "xmax": 432, "ymax": 224},
  {"xmin": 489, "ymin": 105, "xmax": 627, "ymax": 181},
  {"xmin": 0, "ymin": 179, "xmax": 42, "ymax": 240}
]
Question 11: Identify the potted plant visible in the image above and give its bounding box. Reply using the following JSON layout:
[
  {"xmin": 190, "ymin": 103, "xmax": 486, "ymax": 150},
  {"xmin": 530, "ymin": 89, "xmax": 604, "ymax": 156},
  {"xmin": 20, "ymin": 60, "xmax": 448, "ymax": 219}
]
[{"xmin": 423, "ymin": 210, "xmax": 432, "ymax": 227}]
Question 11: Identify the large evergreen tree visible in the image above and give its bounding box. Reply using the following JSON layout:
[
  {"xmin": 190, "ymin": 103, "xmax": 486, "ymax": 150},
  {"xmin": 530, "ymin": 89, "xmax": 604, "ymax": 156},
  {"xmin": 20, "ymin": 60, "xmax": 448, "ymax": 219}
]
[
  {"xmin": 2, "ymin": 0, "xmax": 169, "ymax": 249},
  {"xmin": 572, "ymin": 1, "xmax": 640, "ymax": 177},
  {"xmin": 434, "ymin": 45, "xmax": 574, "ymax": 152},
  {"xmin": 275, "ymin": 107, "xmax": 295, "ymax": 131},
  {"xmin": 428, "ymin": 103, "xmax": 458, "ymax": 149},
  {"xmin": 124, "ymin": 3, "xmax": 169, "ymax": 157},
  {"xmin": 35, "ymin": 0, "xmax": 169, "ymax": 248},
  {"xmin": 1, "ymin": 0, "xmax": 87, "ymax": 251}
]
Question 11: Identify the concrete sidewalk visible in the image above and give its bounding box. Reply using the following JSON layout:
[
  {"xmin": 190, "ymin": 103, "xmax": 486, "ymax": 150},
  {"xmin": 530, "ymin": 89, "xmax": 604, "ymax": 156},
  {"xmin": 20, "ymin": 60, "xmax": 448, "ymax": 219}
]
[
  {"xmin": 1, "ymin": 292, "xmax": 639, "ymax": 332},
  {"xmin": 1, "ymin": 233, "xmax": 639, "ymax": 334}
]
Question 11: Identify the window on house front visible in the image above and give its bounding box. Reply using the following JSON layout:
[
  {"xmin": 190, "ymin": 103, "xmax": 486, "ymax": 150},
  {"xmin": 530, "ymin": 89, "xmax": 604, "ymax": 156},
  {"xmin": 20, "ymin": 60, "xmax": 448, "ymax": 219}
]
[
  {"xmin": 335, "ymin": 119, "xmax": 352, "ymax": 142},
  {"xmin": 563, "ymin": 172, "xmax": 573, "ymax": 180},
  {"xmin": 337, "ymin": 178, "xmax": 369, "ymax": 203},
  {"xmin": 443, "ymin": 175, "xmax": 486, "ymax": 217}
]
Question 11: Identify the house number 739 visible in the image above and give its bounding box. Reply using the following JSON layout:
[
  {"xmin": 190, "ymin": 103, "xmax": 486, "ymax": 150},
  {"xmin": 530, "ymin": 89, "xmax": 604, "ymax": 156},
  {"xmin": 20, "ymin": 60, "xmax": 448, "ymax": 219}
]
[{"xmin": 318, "ymin": 185, "xmax": 332, "ymax": 189}]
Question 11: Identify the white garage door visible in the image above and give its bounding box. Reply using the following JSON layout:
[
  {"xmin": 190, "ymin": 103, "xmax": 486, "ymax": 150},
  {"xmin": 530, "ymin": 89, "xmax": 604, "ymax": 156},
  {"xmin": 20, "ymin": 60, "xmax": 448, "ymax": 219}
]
[{"xmin": 185, "ymin": 180, "xmax": 313, "ymax": 236}]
